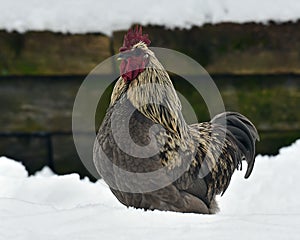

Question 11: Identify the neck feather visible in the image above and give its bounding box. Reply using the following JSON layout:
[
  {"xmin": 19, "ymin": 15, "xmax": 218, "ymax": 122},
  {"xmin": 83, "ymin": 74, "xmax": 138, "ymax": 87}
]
[{"xmin": 111, "ymin": 54, "xmax": 188, "ymax": 138}]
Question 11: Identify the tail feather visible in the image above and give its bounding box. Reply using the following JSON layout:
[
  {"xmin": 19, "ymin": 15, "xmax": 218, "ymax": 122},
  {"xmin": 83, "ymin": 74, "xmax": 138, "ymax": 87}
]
[{"xmin": 211, "ymin": 112, "xmax": 259, "ymax": 178}]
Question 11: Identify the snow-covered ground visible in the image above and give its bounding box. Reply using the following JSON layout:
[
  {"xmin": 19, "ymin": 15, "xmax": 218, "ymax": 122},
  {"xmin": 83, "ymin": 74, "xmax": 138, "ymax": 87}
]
[
  {"xmin": 1, "ymin": 140, "xmax": 300, "ymax": 240},
  {"xmin": 1, "ymin": 0, "xmax": 300, "ymax": 34}
]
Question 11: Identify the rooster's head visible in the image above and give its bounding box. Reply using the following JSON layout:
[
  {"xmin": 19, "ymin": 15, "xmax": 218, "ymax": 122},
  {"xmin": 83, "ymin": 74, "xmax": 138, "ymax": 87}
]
[{"xmin": 118, "ymin": 26, "xmax": 151, "ymax": 82}]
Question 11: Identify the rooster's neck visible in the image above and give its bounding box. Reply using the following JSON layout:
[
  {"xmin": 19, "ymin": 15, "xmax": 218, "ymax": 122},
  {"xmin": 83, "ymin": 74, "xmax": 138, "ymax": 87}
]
[
  {"xmin": 131, "ymin": 66, "xmax": 190, "ymax": 138},
  {"xmin": 110, "ymin": 54, "xmax": 189, "ymax": 139}
]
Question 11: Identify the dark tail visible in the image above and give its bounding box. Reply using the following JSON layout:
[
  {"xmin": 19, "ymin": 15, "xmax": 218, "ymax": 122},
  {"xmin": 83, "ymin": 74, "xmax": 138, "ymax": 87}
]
[{"xmin": 211, "ymin": 112, "xmax": 259, "ymax": 178}]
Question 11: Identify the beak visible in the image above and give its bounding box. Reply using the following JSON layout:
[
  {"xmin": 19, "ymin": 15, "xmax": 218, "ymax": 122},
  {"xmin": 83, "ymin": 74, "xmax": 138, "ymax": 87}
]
[
  {"xmin": 117, "ymin": 50, "xmax": 136, "ymax": 60},
  {"xmin": 117, "ymin": 52, "xmax": 131, "ymax": 61},
  {"xmin": 117, "ymin": 53, "xmax": 125, "ymax": 61}
]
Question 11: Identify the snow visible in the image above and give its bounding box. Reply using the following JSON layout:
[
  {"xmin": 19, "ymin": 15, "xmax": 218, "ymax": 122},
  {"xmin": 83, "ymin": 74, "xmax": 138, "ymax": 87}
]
[
  {"xmin": 1, "ymin": 140, "xmax": 300, "ymax": 239},
  {"xmin": 1, "ymin": 0, "xmax": 300, "ymax": 35}
]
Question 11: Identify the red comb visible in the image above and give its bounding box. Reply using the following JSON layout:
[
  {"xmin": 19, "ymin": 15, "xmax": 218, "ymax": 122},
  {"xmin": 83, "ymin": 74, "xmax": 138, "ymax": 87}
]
[{"xmin": 119, "ymin": 26, "xmax": 151, "ymax": 52}]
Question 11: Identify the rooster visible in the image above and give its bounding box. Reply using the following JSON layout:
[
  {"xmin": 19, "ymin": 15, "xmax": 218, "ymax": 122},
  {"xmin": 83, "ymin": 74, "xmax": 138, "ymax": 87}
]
[{"xmin": 93, "ymin": 26, "xmax": 259, "ymax": 214}]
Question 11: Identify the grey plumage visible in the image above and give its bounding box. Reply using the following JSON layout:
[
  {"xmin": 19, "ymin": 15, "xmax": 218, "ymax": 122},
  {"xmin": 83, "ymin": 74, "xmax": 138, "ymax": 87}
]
[{"xmin": 93, "ymin": 41, "xmax": 259, "ymax": 214}]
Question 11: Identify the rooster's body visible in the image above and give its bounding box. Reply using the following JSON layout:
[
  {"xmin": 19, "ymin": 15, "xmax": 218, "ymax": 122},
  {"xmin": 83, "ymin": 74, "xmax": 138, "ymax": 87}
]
[{"xmin": 93, "ymin": 27, "xmax": 259, "ymax": 214}]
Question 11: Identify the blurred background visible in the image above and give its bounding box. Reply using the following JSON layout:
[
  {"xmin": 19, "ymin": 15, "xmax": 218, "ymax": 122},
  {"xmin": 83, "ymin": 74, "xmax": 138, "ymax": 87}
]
[{"xmin": 0, "ymin": 0, "xmax": 300, "ymax": 180}]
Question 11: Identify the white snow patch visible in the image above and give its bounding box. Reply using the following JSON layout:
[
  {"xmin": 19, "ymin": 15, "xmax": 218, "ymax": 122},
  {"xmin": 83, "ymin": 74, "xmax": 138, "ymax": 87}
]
[
  {"xmin": 1, "ymin": 140, "xmax": 300, "ymax": 239},
  {"xmin": 219, "ymin": 140, "xmax": 300, "ymax": 215},
  {"xmin": 0, "ymin": 156, "xmax": 28, "ymax": 178},
  {"xmin": 0, "ymin": 160, "xmax": 120, "ymax": 210},
  {"xmin": 1, "ymin": 0, "xmax": 300, "ymax": 34}
]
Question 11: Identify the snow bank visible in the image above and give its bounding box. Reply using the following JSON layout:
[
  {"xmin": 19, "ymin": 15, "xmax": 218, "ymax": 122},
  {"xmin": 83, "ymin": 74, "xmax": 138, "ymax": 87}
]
[
  {"xmin": 1, "ymin": 140, "xmax": 300, "ymax": 239},
  {"xmin": 1, "ymin": 0, "xmax": 300, "ymax": 34},
  {"xmin": 0, "ymin": 157, "xmax": 120, "ymax": 210}
]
